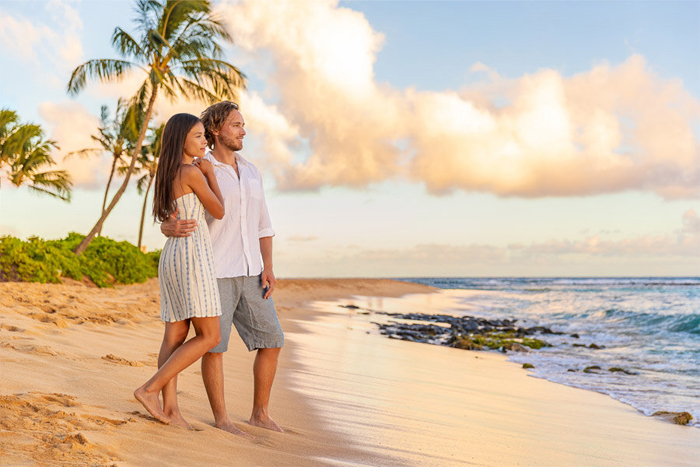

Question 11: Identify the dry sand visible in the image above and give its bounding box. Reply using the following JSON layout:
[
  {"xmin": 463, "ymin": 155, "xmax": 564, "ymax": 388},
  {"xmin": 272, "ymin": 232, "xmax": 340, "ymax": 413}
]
[{"xmin": 0, "ymin": 278, "xmax": 698, "ymax": 466}]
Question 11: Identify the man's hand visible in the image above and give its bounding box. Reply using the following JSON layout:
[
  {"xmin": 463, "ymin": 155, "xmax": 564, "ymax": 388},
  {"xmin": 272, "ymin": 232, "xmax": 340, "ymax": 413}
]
[
  {"xmin": 261, "ymin": 267, "xmax": 276, "ymax": 299},
  {"xmin": 160, "ymin": 208, "xmax": 198, "ymax": 237}
]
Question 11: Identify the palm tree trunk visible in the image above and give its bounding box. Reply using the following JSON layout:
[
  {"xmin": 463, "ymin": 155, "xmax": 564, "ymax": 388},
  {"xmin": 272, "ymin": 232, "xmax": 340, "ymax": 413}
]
[
  {"xmin": 74, "ymin": 87, "xmax": 159, "ymax": 256},
  {"xmin": 97, "ymin": 157, "xmax": 118, "ymax": 236},
  {"xmin": 137, "ymin": 175, "xmax": 154, "ymax": 250}
]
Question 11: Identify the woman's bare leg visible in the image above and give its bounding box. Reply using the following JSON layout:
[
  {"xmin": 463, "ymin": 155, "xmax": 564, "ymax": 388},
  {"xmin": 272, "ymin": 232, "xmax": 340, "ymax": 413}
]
[
  {"xmin": 135, "ymin": 316, "xmax": 221, "ymax": 424},
  {"xmin": 159, "ymin": 321, "xmax": 191, "ymax": 428}
]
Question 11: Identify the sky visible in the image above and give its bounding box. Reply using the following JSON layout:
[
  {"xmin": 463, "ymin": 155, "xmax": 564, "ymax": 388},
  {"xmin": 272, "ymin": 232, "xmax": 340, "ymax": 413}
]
[{"xmin": 0, "ymin": 0, "xmax": 699, "ymax": 278}]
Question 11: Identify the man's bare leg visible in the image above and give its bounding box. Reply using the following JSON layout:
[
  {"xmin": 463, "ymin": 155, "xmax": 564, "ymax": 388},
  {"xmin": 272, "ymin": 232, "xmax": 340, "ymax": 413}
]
[
  {"xmin": 201, "ymin": 351, "xmax": 252, "ymax": 437},
  {"xmin": 249, "ymin": 347, "xmax": 283, "ymax": 432}
]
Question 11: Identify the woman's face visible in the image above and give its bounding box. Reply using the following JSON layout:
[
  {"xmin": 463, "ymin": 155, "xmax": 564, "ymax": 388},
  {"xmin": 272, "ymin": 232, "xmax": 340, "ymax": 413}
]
[{"xmin": 183, "ymin": 121, "xmax": 207, "ymax": 160}]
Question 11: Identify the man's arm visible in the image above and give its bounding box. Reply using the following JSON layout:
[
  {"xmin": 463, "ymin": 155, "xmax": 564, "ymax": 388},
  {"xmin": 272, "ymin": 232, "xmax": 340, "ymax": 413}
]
[
  {"xmin": 161, "ymin": 208, "xmax": 198, "ymax": 237},
  {"xmin": 260, "ymin": 236, "xmax": 275, "ymax": 299}
]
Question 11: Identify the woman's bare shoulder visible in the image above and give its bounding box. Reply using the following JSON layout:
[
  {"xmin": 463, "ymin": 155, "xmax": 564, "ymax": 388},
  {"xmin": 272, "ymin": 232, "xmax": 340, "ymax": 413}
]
[{"xmin": 179, "ymin": 164, "xmax": 205, "ymax": 183}]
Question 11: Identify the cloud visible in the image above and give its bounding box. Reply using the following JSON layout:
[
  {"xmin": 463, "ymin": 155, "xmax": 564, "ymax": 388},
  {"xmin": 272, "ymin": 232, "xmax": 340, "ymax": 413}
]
[
  {"xmin": 0, "ymin": 1, "xmax": 83, "ymax": 73},
  {"xmin": 682, "ymin": 209, "xmax": 700, "ymax": 235},
  {"xmin": 303, "ymin": 210, "xmax": 700, "ymax": 276},
  {"xmin": 219, "ymin": 0, "xmax": 700, "ymax": 199},
  {"xmin": 38, "ymin": 101, "xmax": 108, "ymax": 189}
]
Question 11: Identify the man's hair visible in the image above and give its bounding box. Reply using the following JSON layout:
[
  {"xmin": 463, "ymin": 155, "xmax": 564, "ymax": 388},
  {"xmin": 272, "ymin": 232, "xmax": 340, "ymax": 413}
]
[{"xmin": 200, "ymin": 101, "xmax": 240, "ymax": 149}]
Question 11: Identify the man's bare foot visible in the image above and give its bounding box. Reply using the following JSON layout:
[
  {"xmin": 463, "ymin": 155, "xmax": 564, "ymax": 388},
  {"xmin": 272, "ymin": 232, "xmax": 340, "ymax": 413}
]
[
  {"xmin": 249, "ymin": 414, "xmax": 283, "ymax": 432},
  {"xmin": 165, "ymin": 411, "xmax": 192, "ymax": 429},
  {"xmin": 134, "ymin": 386, "xmax": 170, "ymax": 424},
  {"xmin": 216, "ymin": 419, "xmax": 255, "ymax": 439}
]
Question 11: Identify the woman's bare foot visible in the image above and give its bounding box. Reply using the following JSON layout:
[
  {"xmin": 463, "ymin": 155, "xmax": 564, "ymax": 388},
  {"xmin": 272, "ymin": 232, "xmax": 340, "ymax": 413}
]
[
  {"xmin": 216, "ymin": 419, "xmax": 255, "ymax": 439},
  {"xmin": 165, "ymin": 410, "xmax": 192, "ymax": 429},
  {"xmin": 249, "ymin": 414, "xmax": 283, "ymax": 432},
  {"xmin": 134, "ymin": 386, "xmax": 170, "ymax": 424}
]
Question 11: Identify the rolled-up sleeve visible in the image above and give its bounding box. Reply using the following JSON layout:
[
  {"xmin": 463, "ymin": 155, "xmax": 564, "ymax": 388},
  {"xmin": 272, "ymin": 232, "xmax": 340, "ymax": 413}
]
[{"xmin": 257, "ymin": 172, "xmax": 275, "ymax": 238}]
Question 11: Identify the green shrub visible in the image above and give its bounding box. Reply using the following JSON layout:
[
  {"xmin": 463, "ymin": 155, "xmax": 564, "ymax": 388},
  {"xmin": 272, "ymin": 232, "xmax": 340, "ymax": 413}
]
[{"xmin": 0, "ymin": 233, "xmax": 160, "ymax": 287}]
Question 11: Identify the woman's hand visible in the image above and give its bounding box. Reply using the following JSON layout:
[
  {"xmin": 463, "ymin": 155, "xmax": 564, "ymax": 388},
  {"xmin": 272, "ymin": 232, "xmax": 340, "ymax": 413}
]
[{"xmin": 193, "ymin": 158, "xmax": 214, "ymax": 177}]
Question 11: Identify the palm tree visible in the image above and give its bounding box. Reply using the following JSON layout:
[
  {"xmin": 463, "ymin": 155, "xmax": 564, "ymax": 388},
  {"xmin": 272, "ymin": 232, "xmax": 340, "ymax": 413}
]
[
  {"xmin": 0, "ymin": 109, "xmax": 20, "ymax": 167},
  {"xmin": 0, "ymin": 108, "xmax": 72, "ymax": 201},
  {"xmin": 130, "ymin": 122, "xmax": 163, "ymax": 250},
  {"xmin": 67, "ymin": 0, "xmax": 246, "ymax": 255},
  {"xmin": 67, "ymin": 99, "xmax": 139, "ymax": 235}
]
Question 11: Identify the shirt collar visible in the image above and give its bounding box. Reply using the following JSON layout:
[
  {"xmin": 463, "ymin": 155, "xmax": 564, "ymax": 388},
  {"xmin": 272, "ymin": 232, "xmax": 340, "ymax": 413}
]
[{"xmin": 204, "ymin": 149, "xmax": 247, "ymax": 167}]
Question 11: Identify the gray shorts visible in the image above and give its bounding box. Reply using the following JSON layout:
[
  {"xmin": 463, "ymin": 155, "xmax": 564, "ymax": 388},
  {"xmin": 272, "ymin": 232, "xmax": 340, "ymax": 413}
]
[{"xmin": 209, "ymin": 275, "xmax": 284, "ymax": 353}]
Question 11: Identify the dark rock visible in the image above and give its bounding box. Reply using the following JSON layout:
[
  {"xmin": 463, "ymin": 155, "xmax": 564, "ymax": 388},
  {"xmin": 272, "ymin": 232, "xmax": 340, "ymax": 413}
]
[
  {"xmin": 609, "ymin": 367, "xmax": 637, "ymax": 375},
  {"xmin": 589, "ymin": 343, "xmax": 605, "ymax": 349},
  {"xmin": 572, "ymin": 343, "xmax": 587, "ymax": 348},
  {"xmin": 340, "ymin": 305, "xmax": 360, "ymax": 309},
  {"xmin": 652, "ymin": 411, "xmax": 694, "ymax": 426},
  {"xmin": 583, "ymin": 366, "xmax": 602, "ymax": 373},
  {"xmin": 570, "ymin": 333, "xmax": 580, "ymax": 338},
  {"xmin": 451, "ymin": 336, "xmax": 482, "ymax": 350},
  {"xmin": 503, "ymin": 342, "xmax": 527, "ymax": 352},
  {"xmin": 522, "ymin": 363, "xmax": 535, "ymax": 369}
]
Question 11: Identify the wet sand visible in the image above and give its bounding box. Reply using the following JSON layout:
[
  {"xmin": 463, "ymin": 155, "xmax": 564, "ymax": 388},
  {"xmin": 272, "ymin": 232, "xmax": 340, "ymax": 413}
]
[{"xmin": 0, "ymin": 278, "xmax": 698, "ymax": 466}]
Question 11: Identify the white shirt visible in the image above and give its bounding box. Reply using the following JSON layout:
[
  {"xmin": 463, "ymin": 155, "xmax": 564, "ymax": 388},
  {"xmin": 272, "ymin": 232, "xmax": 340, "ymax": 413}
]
[{"xmin": 204, "ymin": 151, "xmax": 275, "ymax": 278}]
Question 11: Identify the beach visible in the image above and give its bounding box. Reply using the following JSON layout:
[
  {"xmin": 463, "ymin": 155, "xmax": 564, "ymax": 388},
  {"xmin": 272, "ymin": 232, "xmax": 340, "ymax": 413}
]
[{"xmin": 1, "ymin": 278, "xmax": 699, "ymax": 467}]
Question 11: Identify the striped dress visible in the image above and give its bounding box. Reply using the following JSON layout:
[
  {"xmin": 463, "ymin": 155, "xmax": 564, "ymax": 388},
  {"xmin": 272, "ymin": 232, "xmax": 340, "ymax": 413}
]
[{"xmin": 158, "ymin": 192, "xmax": 221, "ymax": 322}]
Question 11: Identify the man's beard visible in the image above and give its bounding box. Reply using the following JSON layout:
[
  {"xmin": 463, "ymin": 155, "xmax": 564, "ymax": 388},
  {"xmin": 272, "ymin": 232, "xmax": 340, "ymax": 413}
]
[{"xmin": 220, "ymin": 133, "xmax": 242, "ymax": 152}]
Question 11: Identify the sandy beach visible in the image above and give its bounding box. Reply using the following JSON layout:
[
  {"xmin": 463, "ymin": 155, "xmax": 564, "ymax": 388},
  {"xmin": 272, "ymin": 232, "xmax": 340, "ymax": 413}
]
[{"xmin": 1, "ymin": 278, "xmax": 698, "ymax": 466}]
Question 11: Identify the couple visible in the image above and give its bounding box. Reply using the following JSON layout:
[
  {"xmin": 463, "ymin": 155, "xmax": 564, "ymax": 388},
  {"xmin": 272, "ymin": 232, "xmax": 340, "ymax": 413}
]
[{"xmin": 133, "ymin": 102, "xmax": 284, "ymax": 435}]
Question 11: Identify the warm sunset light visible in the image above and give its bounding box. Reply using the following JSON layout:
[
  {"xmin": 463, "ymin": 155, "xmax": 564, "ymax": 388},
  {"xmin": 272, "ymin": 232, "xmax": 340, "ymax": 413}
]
[{"xmin": 1, "ymin": 2, "xmax": 699, "ymax": 465}]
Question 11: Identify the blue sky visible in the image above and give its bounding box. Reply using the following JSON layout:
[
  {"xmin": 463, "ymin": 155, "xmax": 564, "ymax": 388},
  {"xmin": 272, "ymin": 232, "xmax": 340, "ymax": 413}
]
[{"xmin": 0, "ymin": 0, "xmax": 698, "ymax": 277}]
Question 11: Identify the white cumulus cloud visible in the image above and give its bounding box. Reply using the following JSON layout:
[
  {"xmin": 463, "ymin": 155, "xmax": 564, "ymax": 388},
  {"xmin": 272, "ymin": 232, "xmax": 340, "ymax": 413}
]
[
  {"xmin": 218, "ymin": 0, "xmax": 700, "ymax": 199},
  {"xmin": 38, "ymin": 101, "xmax": 107, "ymax": 189}
]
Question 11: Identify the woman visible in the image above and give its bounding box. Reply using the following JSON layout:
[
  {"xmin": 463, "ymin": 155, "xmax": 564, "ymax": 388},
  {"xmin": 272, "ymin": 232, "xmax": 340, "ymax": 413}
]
[{"xmin": 134, "ymin": 113, "xmax": 225, "ymax": 427}]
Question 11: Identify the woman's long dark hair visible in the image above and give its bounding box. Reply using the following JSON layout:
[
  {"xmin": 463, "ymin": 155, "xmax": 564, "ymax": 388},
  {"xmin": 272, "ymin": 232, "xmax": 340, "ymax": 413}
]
[{"xmin": 153, "ymin": 113, "xmax": 201, "ymax": 222}]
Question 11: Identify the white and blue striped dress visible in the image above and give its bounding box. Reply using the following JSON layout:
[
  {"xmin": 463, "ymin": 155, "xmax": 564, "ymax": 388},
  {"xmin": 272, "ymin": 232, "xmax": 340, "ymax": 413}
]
[{"xmin": 158, "ymin": 192, "xmax": 221, "ymax": 322}]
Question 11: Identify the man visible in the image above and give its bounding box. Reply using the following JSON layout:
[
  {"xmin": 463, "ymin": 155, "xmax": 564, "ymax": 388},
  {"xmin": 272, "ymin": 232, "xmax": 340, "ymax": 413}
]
[{"xmin": 161, "ymin": 101, "xmax": 284, "ymax": 434}]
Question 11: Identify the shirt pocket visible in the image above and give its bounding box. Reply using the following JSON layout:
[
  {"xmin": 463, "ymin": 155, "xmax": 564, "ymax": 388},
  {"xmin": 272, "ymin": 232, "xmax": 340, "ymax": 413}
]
[{"xmin": 248, "ymin": 179, "xmax": 263, "ymax": 199}]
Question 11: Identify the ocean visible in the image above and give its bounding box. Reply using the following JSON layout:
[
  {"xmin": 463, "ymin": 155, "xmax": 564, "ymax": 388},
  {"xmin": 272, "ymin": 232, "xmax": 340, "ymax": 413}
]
[{"xmin": 397, "ymin": 277, "xmax": 700, "ymax": 427}]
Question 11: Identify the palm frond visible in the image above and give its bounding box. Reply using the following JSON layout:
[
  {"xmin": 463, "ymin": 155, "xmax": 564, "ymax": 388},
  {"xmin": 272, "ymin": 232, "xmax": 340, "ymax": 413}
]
[
  {"xmin": 170, "ymin": 75, "xmax": 219, "ymax": 103},
  {"xmin": 134, "ymin": 0, "xmax": 162, "ymax": 36},
  {"xmin": 27, "ymin": 170, "xmax": 73, "ymax": 201},
  {"xmin": 176, "ymin": 58, "xmax": 247, "ymax": 98},
  {"xmin": 0, "ymin": 109, "xmax": 20, "ymax": 141},
  {"xmin": 67, "ymin": 59, "xmax": 135, "ymax": 95},
  {"xmin": 64, "ymin": 147, "xmax": 102, "ymax": 160},
  {"xmin": 112, "ymin": 27, "xmax": 146, "ymax": 62},
  {"xmin": 161, "ymin": 0, "xmax": 209, "ymax": 42}
]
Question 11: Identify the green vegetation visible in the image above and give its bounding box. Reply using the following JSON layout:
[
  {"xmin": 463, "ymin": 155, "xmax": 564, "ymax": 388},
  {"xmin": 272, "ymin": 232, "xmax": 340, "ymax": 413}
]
[
  {"xmin": 450, "ymin": 332, "xmax": 550, "ymax": 351},
  {"xmin": 0, "ymin": 108, "xmax": 72, "ymax": 201},
  {"xmin": 0, "ymin": 234, "xmax": 160, "ymax": 287}
]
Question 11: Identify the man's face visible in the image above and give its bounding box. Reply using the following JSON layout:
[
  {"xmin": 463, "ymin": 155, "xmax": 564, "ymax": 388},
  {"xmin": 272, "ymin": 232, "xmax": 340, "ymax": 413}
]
[{"xmin": 213, "ymin": 109, "xmax": 246, "ymax": 152}]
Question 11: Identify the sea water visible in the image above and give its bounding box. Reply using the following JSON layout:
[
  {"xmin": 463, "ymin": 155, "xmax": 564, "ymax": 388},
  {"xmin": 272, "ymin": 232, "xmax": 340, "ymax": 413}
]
[{"xmin": 398, "ymin": 277, "xmax": 700, "ymax": 426}]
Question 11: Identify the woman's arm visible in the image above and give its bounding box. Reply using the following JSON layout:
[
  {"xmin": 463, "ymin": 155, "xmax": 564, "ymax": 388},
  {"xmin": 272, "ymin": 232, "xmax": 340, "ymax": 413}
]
[{"xmin": 182, "ymin": 164, "xmax": 225, "ymax": 219}]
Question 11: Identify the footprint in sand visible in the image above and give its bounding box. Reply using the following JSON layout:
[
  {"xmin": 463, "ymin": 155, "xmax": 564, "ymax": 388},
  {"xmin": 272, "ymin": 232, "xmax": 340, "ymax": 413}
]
[
  {"xmin": 4, "ymin": 342, "xmax": 61, "ymax": 356},
  {"xmin": 0, "ymin": 392, "xmax": 126, "ymax": 466},
  {"xmin": 39, "ymin": 393, "xmax": 81, "ymax": 407},
  {"xmin": 101, "ymin": 354, "xmax": 144, "ymax": 367}
]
